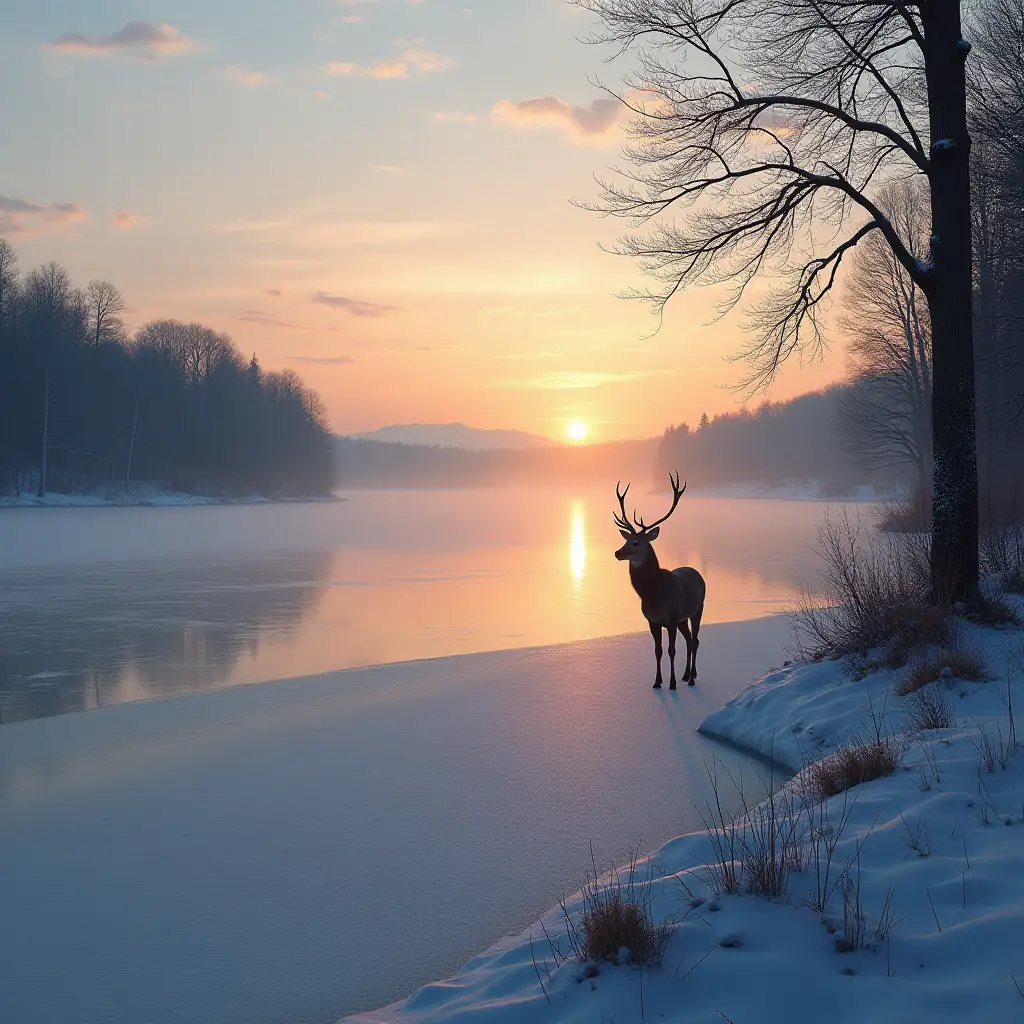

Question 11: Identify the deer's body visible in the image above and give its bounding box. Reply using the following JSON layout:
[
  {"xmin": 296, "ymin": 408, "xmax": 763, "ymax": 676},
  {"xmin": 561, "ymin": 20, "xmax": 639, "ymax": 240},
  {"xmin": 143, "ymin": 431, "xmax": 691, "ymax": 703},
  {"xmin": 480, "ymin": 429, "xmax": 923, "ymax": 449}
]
[{"xmin": 614, "ymin": 474, "xmax": 707, "ymax": 689}]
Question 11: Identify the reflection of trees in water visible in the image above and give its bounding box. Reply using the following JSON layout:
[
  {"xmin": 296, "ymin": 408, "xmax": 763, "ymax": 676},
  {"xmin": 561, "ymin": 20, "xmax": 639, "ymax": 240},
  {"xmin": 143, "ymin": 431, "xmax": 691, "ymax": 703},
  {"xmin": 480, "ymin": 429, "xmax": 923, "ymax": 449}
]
[{"xmin": 0, "ymin": 553, "xmax": 331, "ymax": 724}]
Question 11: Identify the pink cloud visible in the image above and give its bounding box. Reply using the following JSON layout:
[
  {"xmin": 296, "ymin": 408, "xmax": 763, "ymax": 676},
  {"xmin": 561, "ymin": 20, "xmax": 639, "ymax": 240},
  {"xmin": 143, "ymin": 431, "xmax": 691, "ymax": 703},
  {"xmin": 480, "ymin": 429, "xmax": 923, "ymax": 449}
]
[
  {"xmin": 0, "ymin": 196, "xmax": 88, "ymax": 237},
  {"xmin": 224, "ymin": 65, "xmax": 278, "ymax": 87},
  {"xmin": 491, "ymin": 96, "xmax": 623, "ymax": 145},
  {"xmin": 323, "ymin": 44, "xmax": 453, "ymax": 80},
  {"xmin": 112, "ymin": 210, "xmax": 149, "ymax": 230},
  {"xmin": 48, "ymin": 21, "xmax": 197, "ymax": 62}
]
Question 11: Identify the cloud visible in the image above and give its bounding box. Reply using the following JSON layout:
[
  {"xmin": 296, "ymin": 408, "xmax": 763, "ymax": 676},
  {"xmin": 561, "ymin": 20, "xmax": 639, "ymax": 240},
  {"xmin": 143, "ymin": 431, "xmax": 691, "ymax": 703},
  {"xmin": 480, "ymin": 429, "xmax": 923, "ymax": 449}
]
[
  {"xmin": 290, "ymin": 355, "xmax": 355, "ymax": 365},
  {"xmin": 485, "ymin": 306, "xmax": 576, "ymax": 318},
  {"xmin": 224, "ymin": 65, "xmax": 278, "ymax": 87},
  {"xmin": 324, "ymin": 42, "xmax": 453, "ymax": 79},
  {"xmin": 264, "ymin": 288, "xmax": 283, "ymax": 298},
  {"xmin": 48, "ymin": 21, "xmax": 198, "ymax": 61},
  {"xmin": 370, "ymin": 164, "xmax": 407, "ymax": 174},
  {"xmin": 0, "ymin": 195, "xmax": 88, "ymax": 237},
  {"xmin": 433, "ymin": 110, "xmax": 476, "ymax": 122},
  {"xmin": 238, "ymin": 310, "xmax": 311, "ymax": 330},
  {"xmin": 313, "ymin": 292, "xmax": 403, "ymax": 318},
  {"xmin": 497, "ymin": 370, "xmax": 656, "ymax": 390},
  {"xmin": 491, "ymin": 96, "xmax": 623, "ymax": 145},
  {"xmin": 112, "ymin": 209, "xmax": 149, "ymax": 230}
]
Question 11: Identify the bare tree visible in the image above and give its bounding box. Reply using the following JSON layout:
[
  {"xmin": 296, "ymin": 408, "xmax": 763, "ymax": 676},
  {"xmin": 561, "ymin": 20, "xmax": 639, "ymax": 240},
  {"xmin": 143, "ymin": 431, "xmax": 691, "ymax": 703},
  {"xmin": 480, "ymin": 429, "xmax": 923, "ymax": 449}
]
[
  {"xmin": 575, "ymin": 0, "xmax": 979, "ymax": 601},
  {"xmin": 84, "ymin": 280, "xmax": 126, "ymax": 349},
  {"xmin": 969, "ymin": 0, "xmax": 1024, "ymax": 433},
  {"xmin": 839, "ymin": 180, "xmax": 932, "ymax": 483}
]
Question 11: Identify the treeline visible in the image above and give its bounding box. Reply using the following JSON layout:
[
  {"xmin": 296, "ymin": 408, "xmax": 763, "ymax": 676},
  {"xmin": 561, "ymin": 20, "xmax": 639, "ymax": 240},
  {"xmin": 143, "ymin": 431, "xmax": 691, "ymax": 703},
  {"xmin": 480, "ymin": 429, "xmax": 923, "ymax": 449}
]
[
  {"xmin": 335, "ymin": 437, "xmax": 658, "ymax": 488},
  {"xmin": 656, "ymin": 387, "xmax": 890, "ymax": 493},
  {"xmin": 0, "ymin": 241, "xmax": 334, "ymax": 498}
]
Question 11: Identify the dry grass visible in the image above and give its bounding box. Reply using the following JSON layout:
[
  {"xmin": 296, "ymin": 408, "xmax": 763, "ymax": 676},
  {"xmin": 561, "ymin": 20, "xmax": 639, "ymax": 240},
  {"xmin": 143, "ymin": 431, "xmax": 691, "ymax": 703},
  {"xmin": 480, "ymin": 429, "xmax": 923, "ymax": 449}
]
[
  {"xmin": 895, "ymin": 643, "xmax": 990, "ymax": 696},
  {"xmin": 875, "ymin": 487, "xmax": 930, "ymax": 534},
  {"xmin": 805, "ymin": 738, "xmax": 902, "ymax": 800},
  {"xmin": 559, "ymin": 844, "xmax": 671, "ymax": 968},
  {"xmin": 792, "ymin": 508, "xmax": 944, "ymax": 668},
  {"xmin": 903, "ymin": 685, "xmax": 957, "ymax": 733}
]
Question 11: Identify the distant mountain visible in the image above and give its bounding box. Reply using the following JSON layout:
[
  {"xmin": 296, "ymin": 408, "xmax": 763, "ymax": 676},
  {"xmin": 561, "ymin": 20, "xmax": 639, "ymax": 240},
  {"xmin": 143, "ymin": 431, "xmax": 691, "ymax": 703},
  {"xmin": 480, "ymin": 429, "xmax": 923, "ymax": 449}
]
[{"xmin": 348, "ymin": 423, "xmax": 558, "ymax": 451}]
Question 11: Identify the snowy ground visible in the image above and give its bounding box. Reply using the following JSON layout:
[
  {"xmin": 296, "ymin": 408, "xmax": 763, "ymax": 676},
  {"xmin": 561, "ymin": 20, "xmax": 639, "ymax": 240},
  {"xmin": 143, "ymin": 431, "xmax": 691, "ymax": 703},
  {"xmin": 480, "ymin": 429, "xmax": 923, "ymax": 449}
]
[
  {"xmin": 689, "ymin": 481, "xmax": 897, "ymax": 502},
  {"xmin": 0, "ymin": 487, "xmax": 340, "ymax": 508},
  {"xmin": 359, "ymin": 605, "xmax": 1024, "ymax": 1023},
  {"xmin": 0, "ymin": 617, "xmax": 791, "ymax": 1024}
]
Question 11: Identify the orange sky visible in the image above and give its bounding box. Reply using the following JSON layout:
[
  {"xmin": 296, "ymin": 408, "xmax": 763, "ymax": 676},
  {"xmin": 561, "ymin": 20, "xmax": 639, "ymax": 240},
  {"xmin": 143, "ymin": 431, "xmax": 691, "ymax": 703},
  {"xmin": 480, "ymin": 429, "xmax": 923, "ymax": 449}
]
[{"xmin": 2, "ymin": 1, "xmax": 847, "ymax": 443}]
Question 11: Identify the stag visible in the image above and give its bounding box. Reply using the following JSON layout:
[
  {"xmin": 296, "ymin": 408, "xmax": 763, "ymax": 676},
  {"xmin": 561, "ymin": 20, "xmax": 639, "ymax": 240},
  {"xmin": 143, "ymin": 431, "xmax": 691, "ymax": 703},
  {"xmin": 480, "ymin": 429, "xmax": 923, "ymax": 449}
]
[{"xmin": 614, "ymin": 473, "xmax": 707, "ymax": 689}]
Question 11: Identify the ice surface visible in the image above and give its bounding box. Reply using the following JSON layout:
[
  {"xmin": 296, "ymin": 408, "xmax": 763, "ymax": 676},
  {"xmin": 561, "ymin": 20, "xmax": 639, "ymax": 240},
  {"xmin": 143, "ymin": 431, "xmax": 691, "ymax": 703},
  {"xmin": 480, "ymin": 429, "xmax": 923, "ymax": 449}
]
[{"xmin": 0, "ymin": 617, "xmax": 791, "ymax": 1024}]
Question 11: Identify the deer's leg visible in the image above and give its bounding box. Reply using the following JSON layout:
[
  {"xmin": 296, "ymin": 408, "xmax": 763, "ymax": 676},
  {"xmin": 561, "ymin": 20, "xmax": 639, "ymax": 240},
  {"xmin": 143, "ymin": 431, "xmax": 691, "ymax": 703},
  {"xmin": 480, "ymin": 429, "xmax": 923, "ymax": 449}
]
[
  {"xmin": 649, "ymin": 622, "xmax": 663, "ymax": 689},
  {"xmin": 679, "ymin": 619, "xmax": 693, "ymax": 683},
  {"xmin": 688, "ymin": 609, "xmax": 703, "ymax": 685},
  {"xmin": 667, "ymin": 623, "xmax": 679, "ymax": 690}
]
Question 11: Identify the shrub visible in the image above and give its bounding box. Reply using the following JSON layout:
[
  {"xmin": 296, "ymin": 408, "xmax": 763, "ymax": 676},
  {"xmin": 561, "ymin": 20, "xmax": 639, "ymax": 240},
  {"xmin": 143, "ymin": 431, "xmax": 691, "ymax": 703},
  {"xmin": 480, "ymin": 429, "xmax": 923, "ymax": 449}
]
[
  {"xmin": 793, "ymin": 508, "xmax": 943, "ymax": 666},
  {"xmin": 805, "ymin": 738, "xmax": 902, "ymax": 800},
  {"xmin": 903, "ymin": 685, "xmax": 956, "ymax": 733},
  {"xmin": 895, "ymin": 643, "xmax": 989, "ymax": 696},
  {"xmin": 561, "ymin": 845, "xmax": 670, "ymax": 968}
]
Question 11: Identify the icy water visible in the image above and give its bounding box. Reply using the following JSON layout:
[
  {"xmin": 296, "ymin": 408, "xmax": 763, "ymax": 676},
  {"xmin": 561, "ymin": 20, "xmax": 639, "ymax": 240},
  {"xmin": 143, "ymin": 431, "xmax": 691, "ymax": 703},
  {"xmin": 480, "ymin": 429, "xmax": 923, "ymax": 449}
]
[{"xmin": 0, "ymin": 488, "xmax": 843, "ymax": 724}]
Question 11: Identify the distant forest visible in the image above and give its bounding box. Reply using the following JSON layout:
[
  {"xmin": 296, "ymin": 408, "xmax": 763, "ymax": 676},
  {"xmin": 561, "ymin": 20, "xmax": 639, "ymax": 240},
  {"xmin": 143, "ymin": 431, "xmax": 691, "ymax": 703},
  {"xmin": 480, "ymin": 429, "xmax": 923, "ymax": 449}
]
[
  {"xmin": 0, "ymin": 240, "xmax": 334, "ymax": 498},
  {"xmin": 336, "ymin": 387, "xmax": 893, "ymax": 492},
  {"xmin": 656, "ymin": 386, "xmax": 895, "ymax": 493},
  {"xmin": 335, "ymin": 437, "xmax": 659, "ymax": 489}
]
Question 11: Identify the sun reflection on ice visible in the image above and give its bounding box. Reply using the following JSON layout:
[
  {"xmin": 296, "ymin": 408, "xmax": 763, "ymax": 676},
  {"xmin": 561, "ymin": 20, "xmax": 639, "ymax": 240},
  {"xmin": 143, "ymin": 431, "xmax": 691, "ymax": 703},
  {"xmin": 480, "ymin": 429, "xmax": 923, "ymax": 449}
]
[{"xmin": 569, "ymin": 500, "xmax": 587, "ymax": 590}]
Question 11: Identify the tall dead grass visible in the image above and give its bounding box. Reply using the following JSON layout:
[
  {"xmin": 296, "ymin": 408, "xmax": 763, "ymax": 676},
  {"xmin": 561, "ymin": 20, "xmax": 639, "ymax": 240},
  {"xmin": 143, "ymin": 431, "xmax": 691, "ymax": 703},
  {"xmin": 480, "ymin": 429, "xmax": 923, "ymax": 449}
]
[{"xmin": 793, "ymin": 508, "xmax": 944, "ymax": 666}]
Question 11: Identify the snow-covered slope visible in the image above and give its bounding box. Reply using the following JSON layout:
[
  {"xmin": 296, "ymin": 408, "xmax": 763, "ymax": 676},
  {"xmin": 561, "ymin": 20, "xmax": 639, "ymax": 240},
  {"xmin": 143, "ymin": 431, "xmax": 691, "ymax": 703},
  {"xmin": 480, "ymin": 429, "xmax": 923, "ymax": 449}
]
[{"xmin": 355, "ymin": 613, "xmax": 1024, "ymax": 1023}]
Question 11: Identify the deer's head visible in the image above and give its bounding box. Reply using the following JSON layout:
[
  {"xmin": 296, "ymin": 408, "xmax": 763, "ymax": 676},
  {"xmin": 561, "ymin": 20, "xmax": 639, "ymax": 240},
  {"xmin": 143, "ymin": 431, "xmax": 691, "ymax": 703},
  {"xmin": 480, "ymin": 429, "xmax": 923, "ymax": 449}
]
[{"xmin": 613, "ymin": 472, "xmax": 686, "ymax": 566}]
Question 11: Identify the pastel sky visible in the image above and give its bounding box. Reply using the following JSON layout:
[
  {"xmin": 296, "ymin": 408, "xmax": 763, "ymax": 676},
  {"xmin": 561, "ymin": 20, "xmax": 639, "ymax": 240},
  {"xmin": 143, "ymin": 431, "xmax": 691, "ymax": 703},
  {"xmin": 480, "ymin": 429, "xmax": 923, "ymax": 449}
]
[{"xmin": 0, "ymin": 0, "xmax": 845, "ymax": 441}]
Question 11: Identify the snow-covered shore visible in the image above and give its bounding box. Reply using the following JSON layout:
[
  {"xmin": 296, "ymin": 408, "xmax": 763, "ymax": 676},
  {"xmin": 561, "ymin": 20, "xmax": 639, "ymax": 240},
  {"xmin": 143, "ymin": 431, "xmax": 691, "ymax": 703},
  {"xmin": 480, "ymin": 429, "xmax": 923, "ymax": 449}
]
[
  {"xmin": 356, "ymin": 605, "xmax": 1024, "ymax": 1024},
  {"xmin": 0, "ymin": 489, "xmax": 341, "ymax": 508}
]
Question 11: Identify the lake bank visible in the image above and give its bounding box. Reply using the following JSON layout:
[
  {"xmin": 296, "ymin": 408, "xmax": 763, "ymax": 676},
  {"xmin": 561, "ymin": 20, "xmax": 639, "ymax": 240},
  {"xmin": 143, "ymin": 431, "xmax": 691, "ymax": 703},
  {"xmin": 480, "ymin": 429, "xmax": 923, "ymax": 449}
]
[
  {"xmin": 357, "ymin": 606, "xmax": 1024, "ymax": 1024},
  {"xmin": 0, "ymin": 489, "xmax": 341, "ymax": 509},
  {"xmin": 0, "ymin": 617, "xmax": 792, "ymax": 1024}
]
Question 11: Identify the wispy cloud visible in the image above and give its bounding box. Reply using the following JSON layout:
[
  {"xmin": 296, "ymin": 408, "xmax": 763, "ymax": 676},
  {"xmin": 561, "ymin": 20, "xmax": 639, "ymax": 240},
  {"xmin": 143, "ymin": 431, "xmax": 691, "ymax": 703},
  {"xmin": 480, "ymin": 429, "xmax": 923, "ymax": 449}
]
[
  {"xmin": 433, "ymin": 110, "xmax": 476, "ymax": 122},
  {"xmin": 0, "ymin": 195, "xmax": 87, "ymax": 237},
  {"xmin": 491, "ymin": 96, "xmax": 623, "ymax": 145},
  {"xmin": 211, "ymin": 217, "xmax": 461, "ymax": 249},
  {"xmin": 264, "ymin": 288, "xmax": 283, "ymax": 298},
  {"xmin": 48, "ymin": 21, "xmax": 198, "ymax": 61},
  {"xmin": 313, "ymin": 292, "xmax": 403, "ymax": 318},
  {"xmin": 224, "ymin": 65, "xmax": 278, "ymax": 87},
  {"xmin": 486, "ymin": 306, "xmax": 577, "ymax": 318},
  {"xmin": 324, "ymin": 41, "xmax": 453, "ymax": 79},
  {"xmin": 112, "ymin": 209, "xmax": 149, "ymax": 230},
  {"xmin": 238, "ymin": 310, "xmax": 311, "ymax": 330},
  {"xmin": 290, "ymin": 354, "xmax": 355, "ymax": 365},
  {"xmin": 497, "ymin": 370, "xmax": 657, "ymax": 390}
]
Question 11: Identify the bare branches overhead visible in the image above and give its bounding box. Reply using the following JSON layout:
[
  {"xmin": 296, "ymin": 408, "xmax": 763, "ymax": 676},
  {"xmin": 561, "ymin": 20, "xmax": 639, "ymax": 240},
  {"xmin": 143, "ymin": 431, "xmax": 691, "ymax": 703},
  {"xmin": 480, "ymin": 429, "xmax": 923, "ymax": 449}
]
[{"xmin": 573, "ymin": 0, "xmax": 933, "ymax": 388}]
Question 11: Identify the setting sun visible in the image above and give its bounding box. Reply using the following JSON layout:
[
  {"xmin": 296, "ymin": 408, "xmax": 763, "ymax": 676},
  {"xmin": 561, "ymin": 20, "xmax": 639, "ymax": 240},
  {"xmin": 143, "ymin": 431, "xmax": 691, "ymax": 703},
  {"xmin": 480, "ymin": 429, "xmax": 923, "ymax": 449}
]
[{"xmin": 565, "ymin": 420, "xmax": 589, "ymax": 443}]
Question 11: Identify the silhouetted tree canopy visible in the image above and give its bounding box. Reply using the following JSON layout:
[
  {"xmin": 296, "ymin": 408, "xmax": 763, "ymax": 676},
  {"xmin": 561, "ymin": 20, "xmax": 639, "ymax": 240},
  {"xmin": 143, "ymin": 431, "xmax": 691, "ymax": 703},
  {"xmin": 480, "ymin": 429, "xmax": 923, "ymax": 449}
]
[{"xmin": 0, "ymin": 240, "xmax": 334, "ymax": 498}]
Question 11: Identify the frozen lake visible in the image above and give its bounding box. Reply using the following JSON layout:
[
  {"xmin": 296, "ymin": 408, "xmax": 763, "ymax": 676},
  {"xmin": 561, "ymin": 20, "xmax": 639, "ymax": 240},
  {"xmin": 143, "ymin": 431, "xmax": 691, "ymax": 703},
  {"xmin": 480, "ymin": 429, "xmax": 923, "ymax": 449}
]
[
  {"xmin": 1, "ymin": 618, "xmax": 794, "ymax": 1024},
  {"xmin": 0, "ymin": 489, "xmax": 841, "ymax": 1022},
  {"xmin": 0, "ymin": 488, "xmax": 840, "ymax": 723}
]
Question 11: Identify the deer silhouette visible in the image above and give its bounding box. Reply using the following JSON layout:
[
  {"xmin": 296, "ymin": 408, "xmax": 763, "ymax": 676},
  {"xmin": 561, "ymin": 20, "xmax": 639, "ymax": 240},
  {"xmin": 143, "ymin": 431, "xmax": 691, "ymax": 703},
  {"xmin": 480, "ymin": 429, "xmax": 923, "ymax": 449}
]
[{"xmin": 613, "ymin": 472, "xmax": 707, "ymax": 689}]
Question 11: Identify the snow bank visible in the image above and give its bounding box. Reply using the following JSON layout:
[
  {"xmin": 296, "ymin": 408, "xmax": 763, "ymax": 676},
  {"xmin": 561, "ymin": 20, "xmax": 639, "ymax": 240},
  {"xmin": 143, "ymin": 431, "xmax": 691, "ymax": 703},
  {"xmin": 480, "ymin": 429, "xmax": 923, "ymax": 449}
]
[
  {"xmin": 356, "ymin": 613, "xmax": 1024, "ymax": 1023},
  {"xmin": 0, "ymin": 489, "xmax": 341, "ymax": 508}
]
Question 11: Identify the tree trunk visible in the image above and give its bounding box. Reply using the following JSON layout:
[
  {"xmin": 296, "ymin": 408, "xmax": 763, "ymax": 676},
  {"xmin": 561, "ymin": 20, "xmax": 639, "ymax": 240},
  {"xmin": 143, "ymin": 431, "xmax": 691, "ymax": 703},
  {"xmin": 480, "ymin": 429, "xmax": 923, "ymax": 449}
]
[
  {"xmin": 126, "ymin": 397, "xmax": 139, "ymax": 496},
  {"xmin": 38, "ymin": 364, "xmax": 50, "ymax": 499},
  {"xmin": 922, "ymin": 0, "xmax": 979, "ymax": 604}
]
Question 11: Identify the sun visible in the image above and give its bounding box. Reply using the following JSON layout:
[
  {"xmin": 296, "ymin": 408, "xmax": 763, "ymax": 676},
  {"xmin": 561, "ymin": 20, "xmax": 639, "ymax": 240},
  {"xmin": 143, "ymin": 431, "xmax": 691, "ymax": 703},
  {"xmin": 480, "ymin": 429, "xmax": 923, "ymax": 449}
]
[{"xmin": 565, "ymin": 419, "xmax": 589, "ymax": 443}]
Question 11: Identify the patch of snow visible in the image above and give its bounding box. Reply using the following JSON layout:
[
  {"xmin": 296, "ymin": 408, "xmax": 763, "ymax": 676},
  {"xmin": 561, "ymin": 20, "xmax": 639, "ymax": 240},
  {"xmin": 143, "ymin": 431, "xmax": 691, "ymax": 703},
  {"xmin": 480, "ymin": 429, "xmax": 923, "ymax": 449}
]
[
  {"xmin": 0, "ymin": 488, "xmax": 341, "ymax": 509},
  {"xmin": 355, "ymin": 614, "xmax": 1024, "ymax": 1023}
]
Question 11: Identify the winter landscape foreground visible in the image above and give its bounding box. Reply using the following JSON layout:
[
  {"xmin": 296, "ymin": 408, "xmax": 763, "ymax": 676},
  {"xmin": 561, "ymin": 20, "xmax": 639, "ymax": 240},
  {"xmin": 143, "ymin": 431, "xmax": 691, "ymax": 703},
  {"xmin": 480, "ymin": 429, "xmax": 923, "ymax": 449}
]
[{"xmin": 357, "ymin": 602, "xmax": 1024, "ymax": 1024}]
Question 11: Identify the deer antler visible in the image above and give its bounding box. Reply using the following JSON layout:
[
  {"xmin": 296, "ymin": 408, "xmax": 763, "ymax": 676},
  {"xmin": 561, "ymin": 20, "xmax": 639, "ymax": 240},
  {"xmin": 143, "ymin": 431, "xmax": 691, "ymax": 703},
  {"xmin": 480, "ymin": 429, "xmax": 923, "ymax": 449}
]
[
  {"xmin": 641, "ymin": 472, "xmax": 687, "ymax": 531},
  {"xmin": 613, "ymin": 481, "xmax": 638, "ymax": 534}
]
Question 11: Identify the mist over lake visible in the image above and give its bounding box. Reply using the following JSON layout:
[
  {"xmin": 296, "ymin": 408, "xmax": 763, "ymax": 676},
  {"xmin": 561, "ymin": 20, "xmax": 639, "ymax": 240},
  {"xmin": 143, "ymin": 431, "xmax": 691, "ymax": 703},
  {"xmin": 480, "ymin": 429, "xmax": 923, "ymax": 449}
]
[{"xmin": 0, "ymin": 489, "xmax": 845, "ymax": 724}]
